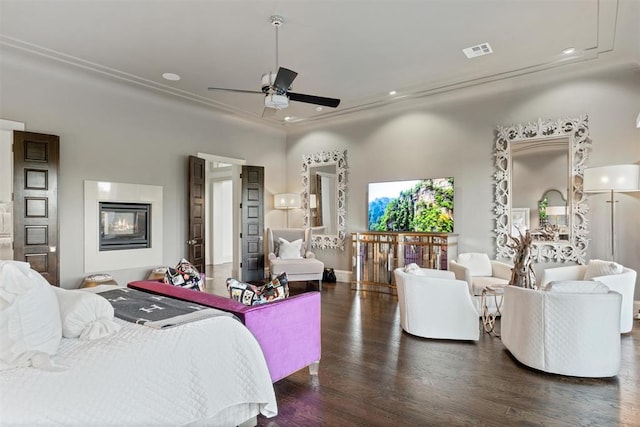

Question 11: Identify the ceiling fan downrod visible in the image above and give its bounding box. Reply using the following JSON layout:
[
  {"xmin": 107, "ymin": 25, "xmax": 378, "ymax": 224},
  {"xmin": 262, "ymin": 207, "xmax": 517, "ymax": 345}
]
[{"xmin": 270, "ymin": 15, "xmax": 284, "ymax": 74}]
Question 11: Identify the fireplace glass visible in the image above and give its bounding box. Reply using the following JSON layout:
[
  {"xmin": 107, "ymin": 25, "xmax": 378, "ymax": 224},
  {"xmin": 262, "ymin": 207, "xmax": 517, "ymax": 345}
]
[{"xmin": 99, "ymin": 202, "xmax": 151, "ymax": 251}]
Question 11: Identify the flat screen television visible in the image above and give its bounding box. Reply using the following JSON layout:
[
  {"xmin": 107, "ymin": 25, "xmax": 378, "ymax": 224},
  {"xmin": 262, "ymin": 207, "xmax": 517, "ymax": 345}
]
[{"xmin": 368, "ymin": 178, "xmax": 454, "ymax": 232}]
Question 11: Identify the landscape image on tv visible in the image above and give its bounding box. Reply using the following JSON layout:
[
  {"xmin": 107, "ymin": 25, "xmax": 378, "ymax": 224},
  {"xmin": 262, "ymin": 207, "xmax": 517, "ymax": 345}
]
[{"xmin": 368, "ymin": 178, "xmax": 454, "ymax": 232}]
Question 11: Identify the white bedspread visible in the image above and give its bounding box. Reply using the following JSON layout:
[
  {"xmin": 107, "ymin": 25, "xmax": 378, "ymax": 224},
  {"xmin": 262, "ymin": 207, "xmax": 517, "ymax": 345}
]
[{"xmin": 0, "ymin": 316, "xmax": 277, "ymax": 426}]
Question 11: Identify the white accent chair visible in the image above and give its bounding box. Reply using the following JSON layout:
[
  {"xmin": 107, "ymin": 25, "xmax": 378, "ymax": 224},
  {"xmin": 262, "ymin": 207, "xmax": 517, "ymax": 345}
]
[
  {"xmin": 502, "ymin": 284, "xmax": 621, "ymax": 377},
  {"xmin": 540, "ymin": 263, "xmax": 637, "ymax": 333},
  {"xmin": 449, "ymin": 252, "xmax": 512, "ymax": 313},
  {"xmin": 393, "ymin": 267, "xmax": 479, "ymax": 341},
  {"xmin": 266, "ymin": 228, "xmax": 324, "ymax": 289}
]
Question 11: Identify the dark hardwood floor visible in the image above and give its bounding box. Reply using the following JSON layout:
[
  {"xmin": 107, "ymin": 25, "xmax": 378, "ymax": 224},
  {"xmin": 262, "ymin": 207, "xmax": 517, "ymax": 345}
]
[{"xmin": 257, "ymin": 281, "xmax": 640, "ymax": 426}]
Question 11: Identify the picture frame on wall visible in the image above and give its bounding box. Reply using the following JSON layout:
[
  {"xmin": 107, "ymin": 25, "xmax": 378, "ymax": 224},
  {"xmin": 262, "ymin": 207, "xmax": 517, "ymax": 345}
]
[{"xmin": 511, "ymin": 208, "xmax": 530, "ymax": 236}]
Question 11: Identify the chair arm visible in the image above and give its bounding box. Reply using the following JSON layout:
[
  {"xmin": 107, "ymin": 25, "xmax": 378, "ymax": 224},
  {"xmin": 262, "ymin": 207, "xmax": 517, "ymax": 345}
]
[
  {"xmin": 491, "ymin": 260, "xmax": 513, "ymax": 280},
  {"xmin": 305, "ymin": 251, "xmax": 316, "ymax": 259},
  {"xmin": 268, "ymin": 252, "xmax": 277, "ymax": 261},
  {"xmin": 448, "ymin": 261, "xmax": 473, "ymax": 294},
  {"xmin": 540, "ymin": 265, "xmax": 585, "ymax": 287}
]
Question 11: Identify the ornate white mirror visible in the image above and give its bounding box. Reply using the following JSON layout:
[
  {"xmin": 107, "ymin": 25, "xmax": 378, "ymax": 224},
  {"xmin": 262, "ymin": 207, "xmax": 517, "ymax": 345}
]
[
  {"xmin": 494, "ymin": 115, "xmax": 591, "ymax": 263},
  {"xmin": 302, "ymin": 150, "xmax": 347, "ymax": 250}
]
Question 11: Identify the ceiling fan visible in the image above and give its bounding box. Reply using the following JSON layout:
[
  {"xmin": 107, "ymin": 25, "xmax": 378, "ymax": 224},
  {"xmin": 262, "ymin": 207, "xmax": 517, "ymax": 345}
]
[{"xmin": 208, "ymin": 15, "xmax": 341, "ymax": 117}]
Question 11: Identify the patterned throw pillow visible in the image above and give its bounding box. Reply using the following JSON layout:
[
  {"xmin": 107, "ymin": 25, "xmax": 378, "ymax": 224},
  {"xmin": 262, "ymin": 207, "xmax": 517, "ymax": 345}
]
[
  {"xmin": 164, "ymin": 258, "xmax": 203, "ymax": 291},
  {"xmin": 257, "ymin": 272, "xmax": 290, "ymax": 304},
  {"xmin": 226, "ymin": 273, "xmax": 290, "ymax": 306},
  {"xmin": 227, "ymin": 278, "xmax": 262, "ymax": 306}
]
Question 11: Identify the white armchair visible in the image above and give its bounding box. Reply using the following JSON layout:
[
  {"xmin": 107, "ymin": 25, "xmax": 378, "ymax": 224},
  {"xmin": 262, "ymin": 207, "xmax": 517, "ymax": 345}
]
[
  {"xmin": 540, "ymin": 262, "xmax": 637, "ymax": 333},
  {"xmin": 266, "ymin": 228, "xmax": 324, "ymax": 289},
  {"xmin": 393, "ymin": 267, "xmax": 479, "ymax": 341},
  {"xmin": 502, "ymin": 284, "xmax": 621, "ymax": 377},
  {"xmin": 449, "ymin": 252, "xmax": 512, "ymax": 313}
]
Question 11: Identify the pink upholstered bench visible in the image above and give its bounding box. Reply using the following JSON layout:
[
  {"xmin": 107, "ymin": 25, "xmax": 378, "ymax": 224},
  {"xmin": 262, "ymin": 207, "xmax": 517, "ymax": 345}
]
[{"xmin": 128, "ymin": 280, "xmax": 321, "ymax": 383}]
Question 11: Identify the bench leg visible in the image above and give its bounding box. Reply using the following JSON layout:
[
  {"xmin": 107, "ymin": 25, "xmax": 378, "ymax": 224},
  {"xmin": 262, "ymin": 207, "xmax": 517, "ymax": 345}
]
[{"xmin": 309, "ymin": 360, "xmax": 320, "ymax": 376}]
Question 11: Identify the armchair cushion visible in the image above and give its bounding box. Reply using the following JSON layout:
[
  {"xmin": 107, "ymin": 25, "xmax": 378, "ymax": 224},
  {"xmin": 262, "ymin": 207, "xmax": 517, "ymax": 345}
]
[
  {"xmin": 584, "ymin": 259, "xmax": 623, "ymax": 280},
  {"xmin": 457, "ymin": 253, "xmax": 492, "ymax": 277}
]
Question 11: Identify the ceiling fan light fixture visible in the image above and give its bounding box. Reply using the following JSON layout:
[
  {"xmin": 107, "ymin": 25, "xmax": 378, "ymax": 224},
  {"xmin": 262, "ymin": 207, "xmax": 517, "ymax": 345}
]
[
  {"xmin": 261, "ymin": 72, "xmax": 276, "ymax": 92},
  {"xmin": 265, "ymin": 93, "xmax": 289, "ymax": 109}
]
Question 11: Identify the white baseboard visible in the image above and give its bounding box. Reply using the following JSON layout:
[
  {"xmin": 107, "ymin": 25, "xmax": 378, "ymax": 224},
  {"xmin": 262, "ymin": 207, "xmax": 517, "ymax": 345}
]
[{"xmin": 334, "ymin": 269, "xmax": 352, "ymax": 283}]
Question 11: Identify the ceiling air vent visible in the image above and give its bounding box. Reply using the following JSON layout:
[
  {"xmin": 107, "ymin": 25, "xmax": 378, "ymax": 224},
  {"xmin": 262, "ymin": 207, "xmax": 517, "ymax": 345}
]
[{"xmin": 462, "ymin": 42, "xmax": 493, "ymax": 59}]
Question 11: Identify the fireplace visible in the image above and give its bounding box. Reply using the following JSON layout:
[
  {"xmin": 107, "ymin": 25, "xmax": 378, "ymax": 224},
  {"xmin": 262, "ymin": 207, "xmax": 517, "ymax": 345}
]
[{"xmin": 99, "ymin": 202, "xmax": 151, "ymax": 251}]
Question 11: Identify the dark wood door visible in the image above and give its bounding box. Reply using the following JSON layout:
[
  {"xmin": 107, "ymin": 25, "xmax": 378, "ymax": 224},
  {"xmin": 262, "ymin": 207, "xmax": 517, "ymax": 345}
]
[
  {"xmin": 241, "ymin": 165, "xmax": 264, "ymax": 282},
  {"xmin": 187, "ymin": 156, "xmax": 205, "ymax": 273},
  {"xmin": 13, "ymin": 131, "xmax": 60, "ymax": 285}
]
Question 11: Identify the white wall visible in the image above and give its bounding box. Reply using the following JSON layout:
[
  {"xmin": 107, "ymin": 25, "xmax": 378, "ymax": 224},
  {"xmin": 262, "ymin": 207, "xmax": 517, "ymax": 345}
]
[
  {"xmin": 0, "ymin": 47, "xmax": 287, "ymax": 288},
  {"xmin": 287, "ymin": 64, "xmax": 640, "ymax": 299}
]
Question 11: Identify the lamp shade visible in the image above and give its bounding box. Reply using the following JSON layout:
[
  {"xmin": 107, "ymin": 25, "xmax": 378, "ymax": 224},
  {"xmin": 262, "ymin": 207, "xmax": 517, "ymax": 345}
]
[
  {"xmin": 274, "ymin": 193, "xmax": 300, "ymax": 209},
  {"xmin": 583, "ymin": 164, "xmax": 640, "ymax": 193}
]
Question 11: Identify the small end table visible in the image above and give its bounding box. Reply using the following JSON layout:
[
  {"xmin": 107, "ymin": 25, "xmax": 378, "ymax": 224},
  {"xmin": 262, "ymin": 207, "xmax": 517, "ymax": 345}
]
[{"xmin": 481, "ymin": 285, "xmax": 505, "ymax": 336}]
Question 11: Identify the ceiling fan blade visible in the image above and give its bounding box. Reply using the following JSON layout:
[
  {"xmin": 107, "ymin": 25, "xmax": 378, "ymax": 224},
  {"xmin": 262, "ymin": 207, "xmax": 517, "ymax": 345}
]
[
  {"xmin": 273, "ymin": 67, "xmax": 298, "ymax": 92},
  {"xmin": 288, "ymin": 92, "xmax": 341, "ymax": 108},
  {"xmin": 208, "ymin": 87, "xmax": 264, "ymax": 95},
  {"xmin": 261, "ymin": 107, "xmax": 277, "ymax": 118}
]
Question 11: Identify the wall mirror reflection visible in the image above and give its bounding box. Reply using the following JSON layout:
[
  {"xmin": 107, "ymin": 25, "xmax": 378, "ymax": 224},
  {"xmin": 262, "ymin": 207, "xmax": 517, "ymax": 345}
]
[
  {"xmin": 494, "ymin": 115, "xmax": 591, "ymax": 264},
  {"xmin": 302, "ymin": 150, "xmax": 347, "ymax": 250},
  {"xmin": 511, "ymin": 138, "xmax": 569, "ymax": 242}
]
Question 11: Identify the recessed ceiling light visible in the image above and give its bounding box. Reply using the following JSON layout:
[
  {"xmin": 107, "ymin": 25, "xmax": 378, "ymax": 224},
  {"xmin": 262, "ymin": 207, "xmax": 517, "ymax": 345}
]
[
  {"xmin": 162, "ymin": 72, "xmax": 181, "ymax": 81},
  {"xmin": 562, "ymin": 47, "xmax": 576, "ymax": 55},
  {"xmin": 284, "ymin": 116, "xmax": 293, "ymax": 121},
  {"xmin": 389, "ymin": 90, "xmax": 397, "ymax": 95},
  {"xmin": 315, "ymin": 106, "xmax": 323, "ymax": 112}
]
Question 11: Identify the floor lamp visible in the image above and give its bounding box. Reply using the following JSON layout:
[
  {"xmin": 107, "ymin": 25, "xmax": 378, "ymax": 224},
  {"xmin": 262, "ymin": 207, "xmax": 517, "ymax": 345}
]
[
  {"xmin": 274, "ymin": 193, "xmax": 300, "ymax": 228},
  {"xmin": 583, "ymin": 164, "xmax": 640, "ymax": 261}
]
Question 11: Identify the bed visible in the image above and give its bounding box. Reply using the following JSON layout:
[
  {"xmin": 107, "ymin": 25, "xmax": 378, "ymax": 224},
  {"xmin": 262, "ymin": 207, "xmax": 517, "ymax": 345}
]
[{"xmin": 0, "ymin": 280, "xmax": 277, "ymax": 426}]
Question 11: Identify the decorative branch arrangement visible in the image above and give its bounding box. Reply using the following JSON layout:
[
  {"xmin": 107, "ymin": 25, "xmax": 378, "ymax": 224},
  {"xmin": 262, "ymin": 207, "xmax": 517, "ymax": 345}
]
[{"xmin": 507, "ymin": 229, "xmax": 537, "ymax": 289}]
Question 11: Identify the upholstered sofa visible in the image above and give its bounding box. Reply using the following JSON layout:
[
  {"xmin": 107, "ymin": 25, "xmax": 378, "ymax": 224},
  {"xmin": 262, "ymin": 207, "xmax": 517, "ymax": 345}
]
[
  {"xmin": 128, "ymin": 280, "xmax": 321, "ymax": 383},
  {"xmin": 502, "ymin": 284, "xmax": 621, "ymax": 377},
  {"xmin": 394, "ymin": 267, "xmax": 479, "ymax": 341}
]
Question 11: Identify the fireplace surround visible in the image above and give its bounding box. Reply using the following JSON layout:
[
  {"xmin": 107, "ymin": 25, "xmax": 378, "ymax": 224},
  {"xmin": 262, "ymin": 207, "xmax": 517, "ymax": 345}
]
[{"xmin": 84, "ymin": 181, "xmax": 162, "ymax": 273}]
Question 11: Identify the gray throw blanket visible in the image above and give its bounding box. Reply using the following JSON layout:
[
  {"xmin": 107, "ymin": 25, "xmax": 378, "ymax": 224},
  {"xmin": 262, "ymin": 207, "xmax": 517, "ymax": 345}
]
[{"xmin": 98, "ymin": 287, "xmax": 235, "ymax": 329}]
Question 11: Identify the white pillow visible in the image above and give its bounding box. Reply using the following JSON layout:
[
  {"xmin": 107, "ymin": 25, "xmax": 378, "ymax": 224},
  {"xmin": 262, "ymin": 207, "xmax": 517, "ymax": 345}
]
[
  {"xmin": 0, "ymin": 261, "xmax": 62, "ymax": 371},
  {"xmin": 457, "ymin": 253, "xmax": 493, "ymax": 277},
  {"xmin": 52, "ymin": 287, "xmax": 121, "ymax": 340},
  {"xmin": 404, "ymin": 263, "xmax": 421, "ymax": 274},
  {"xmin": 584, "ymin": 259, "xmax": 623, "ymax": 280},
  {"xmin": 545, "ymin": 280, "xmax": 609, "ymax": 294},
  {"xmin": 278, "ymin": 238, "xmax": 303, "ymax": 259}
]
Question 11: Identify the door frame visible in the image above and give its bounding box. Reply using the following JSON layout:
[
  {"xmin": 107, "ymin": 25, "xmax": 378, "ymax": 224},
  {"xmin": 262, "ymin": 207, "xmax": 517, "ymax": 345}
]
[
  {"xmin": 0, "ymin": 119, "xmax": 25, "ymax": 261},
  {"xmin": 197, "ymin": 152, "xmax": 245, "ymax": 279}
]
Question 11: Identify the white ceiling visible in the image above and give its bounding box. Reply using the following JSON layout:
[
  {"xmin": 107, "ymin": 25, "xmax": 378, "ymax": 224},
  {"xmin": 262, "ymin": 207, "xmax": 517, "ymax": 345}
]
[{"xmin": 1, "ymin": 0, "xmax": 638, "ymax": 127}]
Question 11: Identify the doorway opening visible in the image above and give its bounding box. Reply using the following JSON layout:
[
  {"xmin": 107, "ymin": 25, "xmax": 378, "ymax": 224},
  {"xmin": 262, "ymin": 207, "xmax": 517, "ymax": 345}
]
[{"xmin": 197, "ymin": 152, "xmax": 245, "ymax": 292}]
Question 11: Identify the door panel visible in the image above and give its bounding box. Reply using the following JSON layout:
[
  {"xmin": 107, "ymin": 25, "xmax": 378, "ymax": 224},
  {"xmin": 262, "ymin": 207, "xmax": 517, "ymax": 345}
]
[
  {"xmin": 13, "ymin": 131, "xmax": 59, "ymax": 285},
  {"xmin": 188, "ymin": 156, "xmax": 206, "ymax": 273},
  {"xmin": 241, "ymin": 166, "xmax": 264, "ymax": 282}
]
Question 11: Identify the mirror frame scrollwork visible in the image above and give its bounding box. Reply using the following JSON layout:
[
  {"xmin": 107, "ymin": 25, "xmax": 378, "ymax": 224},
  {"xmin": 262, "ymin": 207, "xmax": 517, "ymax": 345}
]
[
  {"xmin": 302, "ymin": 150, "xmax": 348, "ymax": 250},
  {"xmin": 494, "ymin": 115, "xmax": 591, "ymax": 263}
]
